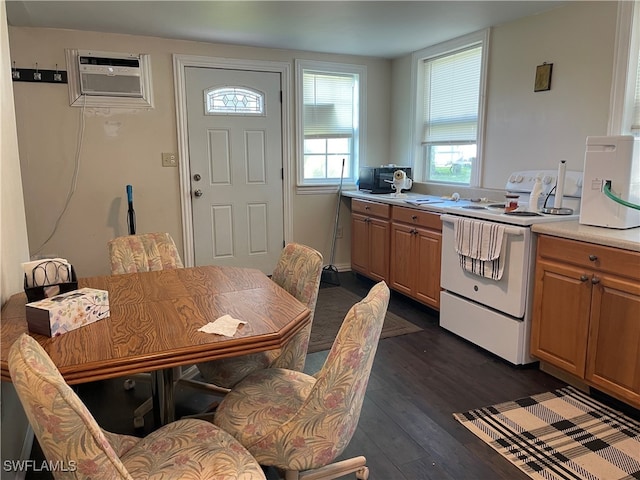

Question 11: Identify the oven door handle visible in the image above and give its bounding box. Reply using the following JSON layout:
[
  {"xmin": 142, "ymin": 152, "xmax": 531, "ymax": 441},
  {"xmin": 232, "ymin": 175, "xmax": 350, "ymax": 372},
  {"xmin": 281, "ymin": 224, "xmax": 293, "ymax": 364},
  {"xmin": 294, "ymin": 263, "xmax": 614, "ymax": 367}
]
[{"xmin": 440, "ymin": 214, "xmax": 524, "ymax": 236}]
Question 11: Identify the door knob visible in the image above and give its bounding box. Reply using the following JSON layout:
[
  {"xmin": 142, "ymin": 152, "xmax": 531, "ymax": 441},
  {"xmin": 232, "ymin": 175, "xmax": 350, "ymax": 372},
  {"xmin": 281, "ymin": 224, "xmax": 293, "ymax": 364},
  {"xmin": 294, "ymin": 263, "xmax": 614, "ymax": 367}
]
[
  {"xmin": 194, "ymin": 189, "xmax": 203, "ymax": 197},
  {"xmin": 193, "ymin": 174, "xmax": 202, "ymax": 181}
]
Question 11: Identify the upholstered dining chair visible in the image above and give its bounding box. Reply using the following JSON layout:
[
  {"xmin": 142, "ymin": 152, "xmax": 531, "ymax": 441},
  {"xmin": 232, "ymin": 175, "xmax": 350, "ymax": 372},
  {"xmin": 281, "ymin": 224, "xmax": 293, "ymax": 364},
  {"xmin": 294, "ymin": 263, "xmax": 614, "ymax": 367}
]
[
  {"xmin": 214, "ymin": 281, "xmax": 390, "ymax": 480},
  {"xmin": 8, "ymin": 333, "xmax": 267, "ymax": 480},
  {"xmin": 107, "ymin": 232, "xmax": 184, "ymax": 428},
  {"xmin": 107, "ymin": 231, "xmax": 183, "ymax": 275},
  {"xmin": 190, "ymin": 242, "xmax": 323, "ymax": 392}
]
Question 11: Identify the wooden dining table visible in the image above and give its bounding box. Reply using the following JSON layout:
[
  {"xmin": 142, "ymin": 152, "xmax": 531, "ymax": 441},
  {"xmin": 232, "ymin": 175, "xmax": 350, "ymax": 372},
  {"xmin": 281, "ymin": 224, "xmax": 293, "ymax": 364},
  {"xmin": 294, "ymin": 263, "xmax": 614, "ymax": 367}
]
[{"xmin": 1, "ymin": 265, "xmax": 310, "ymax": 426}]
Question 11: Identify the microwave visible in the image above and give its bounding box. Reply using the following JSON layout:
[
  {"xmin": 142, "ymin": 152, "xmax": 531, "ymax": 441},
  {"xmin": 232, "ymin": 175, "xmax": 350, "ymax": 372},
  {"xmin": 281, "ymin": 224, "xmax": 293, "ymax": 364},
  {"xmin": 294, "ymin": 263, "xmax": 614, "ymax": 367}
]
[{"xmin": 358, "ymin": 166, "xmax": 412, "ymax": 194}]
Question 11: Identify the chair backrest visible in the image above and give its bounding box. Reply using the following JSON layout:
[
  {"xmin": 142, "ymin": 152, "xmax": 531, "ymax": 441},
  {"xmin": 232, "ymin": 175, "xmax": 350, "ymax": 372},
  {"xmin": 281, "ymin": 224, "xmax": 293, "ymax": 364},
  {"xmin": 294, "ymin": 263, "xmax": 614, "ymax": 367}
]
[
  {"xmin": 270, "ymin": 243, "xmax": 323, "ymax": 371},
  {"xmin": 107, "ymin": 232, "xmax": 183, "ymax": 275},
  {"xmin": 259, "ymin": 281, "xmax": 390, "ymax": 470},
  {"xmin": 8, "ymin": 334, "xmax": 133, "ymax": 479}
]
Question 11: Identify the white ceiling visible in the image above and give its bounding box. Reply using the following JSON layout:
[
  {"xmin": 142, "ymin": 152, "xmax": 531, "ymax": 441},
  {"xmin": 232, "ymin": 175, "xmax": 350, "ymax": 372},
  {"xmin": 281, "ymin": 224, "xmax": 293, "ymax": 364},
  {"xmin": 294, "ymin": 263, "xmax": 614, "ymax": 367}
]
[{"xmin": 5, "ymin": 1, "xmax": 567, "ymax": 59}]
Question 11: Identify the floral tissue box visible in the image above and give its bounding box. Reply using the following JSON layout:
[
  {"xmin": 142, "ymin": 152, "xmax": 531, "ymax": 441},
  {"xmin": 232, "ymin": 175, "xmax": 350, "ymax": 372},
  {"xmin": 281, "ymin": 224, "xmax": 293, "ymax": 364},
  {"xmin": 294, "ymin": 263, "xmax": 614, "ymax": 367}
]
[{"xmin": 25, "ymin": 288, "xmax": 110, "ymax": 337}]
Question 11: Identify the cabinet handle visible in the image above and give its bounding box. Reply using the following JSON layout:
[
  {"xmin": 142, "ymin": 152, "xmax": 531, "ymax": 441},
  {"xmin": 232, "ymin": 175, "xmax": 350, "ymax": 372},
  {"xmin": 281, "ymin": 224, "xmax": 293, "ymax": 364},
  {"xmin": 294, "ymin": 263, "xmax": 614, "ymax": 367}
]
[
  {"xmin": 412, "ymin": 215, "xmax": 418, "ymax": 220},
  {"xmin": 365, "ymin": 206, "xmax": 370, "ymax": 210},
  {"xmin": 591, "ymin": 276, "xmax": 601, "ymax": 285},
  {"xmin": 580, "ymin": 275, "xmax": 589, "ymax": 282},
  {"xmin": 588, "ymin": 254, "xmax": 598, "ymax": 261}
]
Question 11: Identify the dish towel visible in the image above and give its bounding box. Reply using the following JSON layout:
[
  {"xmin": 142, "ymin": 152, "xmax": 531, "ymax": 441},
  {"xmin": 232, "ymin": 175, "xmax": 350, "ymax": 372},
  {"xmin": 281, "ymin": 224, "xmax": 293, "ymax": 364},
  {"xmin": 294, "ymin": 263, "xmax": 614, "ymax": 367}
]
[{"xmin": 454, "ymin": 218, "xmax": 506, "ymax": 280}]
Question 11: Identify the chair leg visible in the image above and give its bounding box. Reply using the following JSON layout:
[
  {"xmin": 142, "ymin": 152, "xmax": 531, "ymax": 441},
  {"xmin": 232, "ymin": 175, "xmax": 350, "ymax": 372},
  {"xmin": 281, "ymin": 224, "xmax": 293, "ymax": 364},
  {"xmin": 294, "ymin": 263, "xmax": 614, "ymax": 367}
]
[
  {"xmin": 293, "ymin": 456, "xmax": 368, "ymax": 480},
  {"xmin": 133, "ymin": 396, "xmax": 153, "ymax": 429}
]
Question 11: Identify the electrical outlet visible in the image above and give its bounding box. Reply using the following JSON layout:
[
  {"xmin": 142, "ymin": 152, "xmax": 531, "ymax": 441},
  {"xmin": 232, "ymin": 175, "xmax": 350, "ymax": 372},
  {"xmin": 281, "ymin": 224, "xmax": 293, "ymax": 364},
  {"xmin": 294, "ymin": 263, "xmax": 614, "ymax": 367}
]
[
  {"xmin": 162, "ymin": 152, "xmax": 178, "ymax": 167},
  {"xmin": 336, "ymin": 226, "xmax": 343, "ymax": 239}
]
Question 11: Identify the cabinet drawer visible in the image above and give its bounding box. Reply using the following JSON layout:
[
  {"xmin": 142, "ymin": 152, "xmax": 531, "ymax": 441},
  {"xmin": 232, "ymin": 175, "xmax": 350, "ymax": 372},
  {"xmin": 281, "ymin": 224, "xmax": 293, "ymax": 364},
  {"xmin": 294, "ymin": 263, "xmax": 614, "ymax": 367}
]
[
  {"xmin": 537, "ymin": 235, "xmax": 640, "ymax": 280},
  {"xmin": 352, "ymin": 199, "xmax": 390, "ymax": 218},
  {"xmin": 392, "ymin": 206, "xmax": 442, "ymax": 231}
]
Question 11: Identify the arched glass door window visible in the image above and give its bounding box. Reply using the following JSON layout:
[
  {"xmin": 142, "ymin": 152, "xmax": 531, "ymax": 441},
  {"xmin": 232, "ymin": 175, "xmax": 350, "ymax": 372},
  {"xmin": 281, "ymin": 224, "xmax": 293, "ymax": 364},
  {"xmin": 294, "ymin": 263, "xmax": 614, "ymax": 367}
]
[{"xmin": 205, "ymin": 86, "xmax": 264, "ymax": 115}]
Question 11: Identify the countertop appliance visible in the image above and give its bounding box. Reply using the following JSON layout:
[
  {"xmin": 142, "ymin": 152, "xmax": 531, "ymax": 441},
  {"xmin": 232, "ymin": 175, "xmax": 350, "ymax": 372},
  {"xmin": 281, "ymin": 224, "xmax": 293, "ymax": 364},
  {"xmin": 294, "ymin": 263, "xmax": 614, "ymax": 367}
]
[
  {"xmin": 438, "ymin": 169, "xmax": 582, "ymax": 365},
  {"xmin": 358, "ymin": 166, "xmax": 412, "ymax": 194},
  {"xmin": 580, "ymin": 135, "xmax": 640, "ymax": 229}
]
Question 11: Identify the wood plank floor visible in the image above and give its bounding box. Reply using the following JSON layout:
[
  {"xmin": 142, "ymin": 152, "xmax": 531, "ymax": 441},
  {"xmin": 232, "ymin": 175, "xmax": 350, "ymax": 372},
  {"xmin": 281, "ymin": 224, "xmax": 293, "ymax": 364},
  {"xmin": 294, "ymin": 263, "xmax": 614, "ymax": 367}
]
[{"xmin": 26, "ymin": 272, "xmax": 638, "ymax": 479}]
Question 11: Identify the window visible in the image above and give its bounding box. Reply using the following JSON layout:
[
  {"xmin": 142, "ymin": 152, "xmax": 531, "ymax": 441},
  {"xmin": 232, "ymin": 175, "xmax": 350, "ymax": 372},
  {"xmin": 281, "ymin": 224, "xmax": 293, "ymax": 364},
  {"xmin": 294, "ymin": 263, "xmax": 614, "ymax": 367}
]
[
  {"xmin": 205, "ymin": 87, "xmax": 264, "ymax": 115},
  {"xmin": 609, "ymin": 1, "xmax": 640, "ymax": 136},
  {"xmin": 412, "ymin": 30, "xmax": 488, "ymax": 186},
  {"xmin": 295, "ymin": 60, "xmax": 366, "ymax": 188}
]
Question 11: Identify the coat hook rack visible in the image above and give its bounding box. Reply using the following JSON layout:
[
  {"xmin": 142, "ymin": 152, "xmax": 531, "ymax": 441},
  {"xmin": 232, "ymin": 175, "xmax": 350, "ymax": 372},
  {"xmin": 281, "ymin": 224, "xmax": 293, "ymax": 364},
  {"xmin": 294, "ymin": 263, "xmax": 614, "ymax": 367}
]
[{"xmin": 11, "ymin": 61, "xmax": 68, "ymax": 84}]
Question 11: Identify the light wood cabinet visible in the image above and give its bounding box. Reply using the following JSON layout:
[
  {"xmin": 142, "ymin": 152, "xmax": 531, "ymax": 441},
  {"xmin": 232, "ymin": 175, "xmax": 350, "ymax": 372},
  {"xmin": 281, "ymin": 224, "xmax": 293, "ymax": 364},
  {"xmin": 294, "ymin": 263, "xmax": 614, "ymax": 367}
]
[
  {"xmin": 350, "ymin": 199, "xmax": 390, "ymax": 282},
  {"xmin": 531, "ymin": 235, "xmax": 640, "ymax": 407},
  {"xmin": 389, "ymin": 206, "xmax": 442, "ymax": 310}
]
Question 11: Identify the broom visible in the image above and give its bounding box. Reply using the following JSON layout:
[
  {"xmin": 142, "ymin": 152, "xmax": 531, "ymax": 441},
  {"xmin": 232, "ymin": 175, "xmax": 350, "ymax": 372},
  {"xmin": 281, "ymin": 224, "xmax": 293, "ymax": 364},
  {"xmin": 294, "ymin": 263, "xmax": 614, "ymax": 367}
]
[{"xmin": 321, "ymin": 159, "xmax": 345, "ymax": 286}]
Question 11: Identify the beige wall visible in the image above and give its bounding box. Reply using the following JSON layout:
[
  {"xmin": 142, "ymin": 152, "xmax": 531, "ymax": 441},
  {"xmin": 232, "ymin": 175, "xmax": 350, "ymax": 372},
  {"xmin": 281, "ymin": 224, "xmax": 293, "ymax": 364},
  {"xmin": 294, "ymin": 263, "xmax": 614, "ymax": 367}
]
[
  {"xmin": 1, "ymin": 0, "xmax": 32, "ymax": 472},
  {"xmin": 390, "ymin": 1, "xmax": 617, "ymax": 192},
  {"xmin": 8, "ymin": 27, "xmax": 391, "ymax": 276}
]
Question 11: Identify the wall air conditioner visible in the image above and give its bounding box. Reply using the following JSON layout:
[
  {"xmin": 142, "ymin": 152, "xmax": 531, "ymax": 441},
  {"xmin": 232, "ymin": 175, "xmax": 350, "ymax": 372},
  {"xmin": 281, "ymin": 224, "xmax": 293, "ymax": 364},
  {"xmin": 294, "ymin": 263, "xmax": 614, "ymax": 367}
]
[
  {"xmin": 65, "ymin": 49, "xmax": 154, "ymax": 108},
  {"xmin": 78, "ymin": 51, "xmax": 143, "ymax": 97}
]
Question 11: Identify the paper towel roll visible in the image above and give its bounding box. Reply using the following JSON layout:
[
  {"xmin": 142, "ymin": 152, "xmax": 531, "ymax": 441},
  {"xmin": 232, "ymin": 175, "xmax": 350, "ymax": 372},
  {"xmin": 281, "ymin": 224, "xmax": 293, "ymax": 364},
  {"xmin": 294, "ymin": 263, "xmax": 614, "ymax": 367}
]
[{"xmin": 554, "ymin": 160, "xmax": 567, "ymax": 209}]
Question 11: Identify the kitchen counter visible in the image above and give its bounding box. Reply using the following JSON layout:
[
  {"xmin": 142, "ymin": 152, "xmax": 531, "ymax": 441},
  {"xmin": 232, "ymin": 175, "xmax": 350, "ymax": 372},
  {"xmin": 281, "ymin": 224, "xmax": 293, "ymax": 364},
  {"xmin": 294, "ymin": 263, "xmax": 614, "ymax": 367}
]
[
  {"xmin": 532, "ymin": 220, "xmax": 640, "ymax": 252},
  {"xmin": 342, "ymin": 190, "xmax": 475, "ymax": 213}
]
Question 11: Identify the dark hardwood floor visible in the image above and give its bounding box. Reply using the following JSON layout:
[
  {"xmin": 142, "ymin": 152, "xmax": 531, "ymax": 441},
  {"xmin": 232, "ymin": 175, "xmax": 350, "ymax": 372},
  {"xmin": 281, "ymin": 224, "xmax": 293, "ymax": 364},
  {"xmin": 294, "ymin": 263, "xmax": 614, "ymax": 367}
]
[{"xmin": 26, "ymin": 272, "xmax": 637, "ymax": 479}]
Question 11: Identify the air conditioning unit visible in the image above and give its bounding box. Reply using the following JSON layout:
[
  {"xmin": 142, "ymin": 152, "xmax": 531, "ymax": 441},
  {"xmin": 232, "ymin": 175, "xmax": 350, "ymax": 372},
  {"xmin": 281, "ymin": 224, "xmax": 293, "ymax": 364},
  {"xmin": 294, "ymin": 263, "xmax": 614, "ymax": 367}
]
[
  {"xmin": 78, "ymin": 50, "xmax": 143, "ymax": 97},
  {"xmin": 65, "ymin": 49, "xmax": 154, "ymax": 108}
]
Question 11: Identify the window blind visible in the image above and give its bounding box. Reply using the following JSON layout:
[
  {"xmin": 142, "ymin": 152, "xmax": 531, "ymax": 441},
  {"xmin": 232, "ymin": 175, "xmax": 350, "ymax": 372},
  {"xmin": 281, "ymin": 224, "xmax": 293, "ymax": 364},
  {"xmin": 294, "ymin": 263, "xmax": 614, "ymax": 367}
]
[
  {"xmin": 633, "ymin": 48, "xmax": 640, "ymax": 132},
  {"xmin": 303, "ymin": 71, "xmax": 355, "ymax": 138},
  {"xmin": 422, "ymin": 45, "xmax": 481, "ymax": 144}
]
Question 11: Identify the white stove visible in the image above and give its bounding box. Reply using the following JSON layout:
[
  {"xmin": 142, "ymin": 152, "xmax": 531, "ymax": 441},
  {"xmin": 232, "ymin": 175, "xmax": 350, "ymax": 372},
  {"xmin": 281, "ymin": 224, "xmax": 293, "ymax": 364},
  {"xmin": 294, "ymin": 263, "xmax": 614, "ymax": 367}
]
[
  {"xmin": 438, "ymin": 169, "xmax": 583, "ymax": 365},
  {"xmin": 440, "ymin": 168, "xmax": 583, "ymax": 226}
]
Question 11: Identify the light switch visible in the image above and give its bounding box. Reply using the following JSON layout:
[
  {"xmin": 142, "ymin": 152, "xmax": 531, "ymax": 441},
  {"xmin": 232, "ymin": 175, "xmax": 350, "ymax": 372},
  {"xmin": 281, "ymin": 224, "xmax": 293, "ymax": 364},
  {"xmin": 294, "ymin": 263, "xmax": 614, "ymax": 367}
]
[{"xmin": 162, "ymin": 152, "xmax": 178, "ymax": 167}]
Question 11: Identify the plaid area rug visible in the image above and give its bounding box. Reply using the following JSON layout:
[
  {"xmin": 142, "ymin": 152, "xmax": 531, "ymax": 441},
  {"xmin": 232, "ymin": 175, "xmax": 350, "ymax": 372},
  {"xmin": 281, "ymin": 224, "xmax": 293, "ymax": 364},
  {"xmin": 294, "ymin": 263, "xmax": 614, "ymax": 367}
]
[{"xmin": 454, "ymin": 386, "xmax": 640, "ymax": 480}]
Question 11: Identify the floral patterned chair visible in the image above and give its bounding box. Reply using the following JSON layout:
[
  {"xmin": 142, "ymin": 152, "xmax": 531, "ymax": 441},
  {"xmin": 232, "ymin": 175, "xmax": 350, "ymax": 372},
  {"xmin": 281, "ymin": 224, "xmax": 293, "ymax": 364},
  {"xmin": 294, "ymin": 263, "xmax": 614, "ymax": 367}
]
[
  {"xmin": 107, "ymin": 232, "xmax": 184, "ymax": 428},
  {"xmin": 192, "ymin": 243, "xmax": 323, "ymax": 391},
  {"xmin": 107, "ymin": 232, "xmax": 183, "ymax": 275},
  {"xmin": 8, "ymin": 333, "xmax": 266, "ymax": 480},
  {"xmin": 213, "ymin": 281, "xmax": 390, "ymax": 480}
]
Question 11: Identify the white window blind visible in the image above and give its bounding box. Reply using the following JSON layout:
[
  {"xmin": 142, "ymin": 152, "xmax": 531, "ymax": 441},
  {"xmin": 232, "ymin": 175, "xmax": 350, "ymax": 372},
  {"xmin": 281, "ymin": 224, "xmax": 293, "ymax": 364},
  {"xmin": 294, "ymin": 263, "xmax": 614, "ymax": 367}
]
[
  {"xmin": 303, "ymin": 71, "xmax": 355, "ymax": 138},
  {"xmin": 422, "ymin": 45, "xmax": 481, "ymax": 144},
  {"xmin": 633, "ymin": 48, "xmax": 640, "ymax": 132}
]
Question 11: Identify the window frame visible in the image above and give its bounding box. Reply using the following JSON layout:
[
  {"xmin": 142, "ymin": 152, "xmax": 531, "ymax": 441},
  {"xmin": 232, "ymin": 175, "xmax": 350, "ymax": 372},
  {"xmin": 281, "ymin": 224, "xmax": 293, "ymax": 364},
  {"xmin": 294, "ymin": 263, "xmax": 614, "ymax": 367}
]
[
  {"xmin": 608, "ymin": 1, "xmax": 640, "ymax": 136},
  {"xmin": 295, "ymin": 59, "xmax": 367, "ymax": 192},
  {"xmin": 410, "ymin": 29, "xmax": 489, "ymax": 187}
]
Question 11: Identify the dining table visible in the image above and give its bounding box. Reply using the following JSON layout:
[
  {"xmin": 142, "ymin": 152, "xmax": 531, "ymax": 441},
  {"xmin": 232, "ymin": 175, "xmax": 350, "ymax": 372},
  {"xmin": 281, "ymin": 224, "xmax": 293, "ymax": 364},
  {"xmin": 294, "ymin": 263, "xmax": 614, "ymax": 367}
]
[{"xmin": 1, "ymin": 265, "xmax": 310, "ymax": 426}]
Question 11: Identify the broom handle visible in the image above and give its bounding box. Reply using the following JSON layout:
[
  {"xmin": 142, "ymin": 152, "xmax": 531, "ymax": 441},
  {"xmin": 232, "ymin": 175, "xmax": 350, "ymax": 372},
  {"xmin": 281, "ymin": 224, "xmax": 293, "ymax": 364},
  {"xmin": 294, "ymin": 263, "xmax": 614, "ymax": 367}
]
[{"xmin": 329, "ymin": 159, "xmax": 345, "ymax": 265}]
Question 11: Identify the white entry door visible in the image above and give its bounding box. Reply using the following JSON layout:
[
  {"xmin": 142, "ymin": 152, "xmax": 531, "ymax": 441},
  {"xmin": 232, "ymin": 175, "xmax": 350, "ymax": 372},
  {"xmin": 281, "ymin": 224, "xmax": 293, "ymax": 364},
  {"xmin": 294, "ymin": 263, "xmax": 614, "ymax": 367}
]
[{"xmin": 185, "ymin": 67, "xmax": 284, "ymax": 273}]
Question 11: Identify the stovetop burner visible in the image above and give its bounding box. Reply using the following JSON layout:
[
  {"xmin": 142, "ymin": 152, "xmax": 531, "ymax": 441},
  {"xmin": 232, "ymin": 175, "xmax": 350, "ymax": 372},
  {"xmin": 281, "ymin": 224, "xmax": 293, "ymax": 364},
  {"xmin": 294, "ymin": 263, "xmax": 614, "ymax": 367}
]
[{"xmin": 461, "ymin": 205, "xmax": 487, "ymax": 210}]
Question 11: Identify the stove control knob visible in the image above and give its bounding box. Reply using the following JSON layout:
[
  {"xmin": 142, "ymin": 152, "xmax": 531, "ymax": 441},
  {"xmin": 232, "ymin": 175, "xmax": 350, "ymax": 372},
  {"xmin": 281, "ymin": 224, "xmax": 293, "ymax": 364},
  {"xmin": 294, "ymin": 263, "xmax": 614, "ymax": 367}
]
[
  {"xmin": 514, "ymin": 175, "xmax": 524, "ymax": 183},
  {"xmin": 576, "ymin": 177, "xmax": 583, "ymax": 188},
  {"xmin": 508, "ymin": 174, "xmax": 517, "ymax": 183},
  {"xmin": 542, "ymin": 175, "xmax": 553, "ymax": 185}
]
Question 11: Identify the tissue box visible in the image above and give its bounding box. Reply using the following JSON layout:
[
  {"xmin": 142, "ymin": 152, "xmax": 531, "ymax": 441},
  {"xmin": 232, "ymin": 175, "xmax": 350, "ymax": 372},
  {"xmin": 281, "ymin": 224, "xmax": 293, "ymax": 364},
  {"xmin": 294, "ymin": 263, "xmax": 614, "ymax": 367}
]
[{"xmin": 25, "ymin": 288, "xmax": 110, "ymax": 337}]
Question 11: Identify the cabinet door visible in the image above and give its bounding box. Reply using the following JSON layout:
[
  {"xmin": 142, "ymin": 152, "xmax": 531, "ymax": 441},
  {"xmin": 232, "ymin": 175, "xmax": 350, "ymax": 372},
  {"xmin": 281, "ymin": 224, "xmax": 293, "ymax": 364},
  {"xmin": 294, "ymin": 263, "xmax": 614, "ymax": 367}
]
[
  {"xmin": 414, "ymin": 227, "xmax": 441, "ymax": 309},
  {"xmin": 351, "ymin": 213, "xmax": 370, "ymax": 275},
  {"xmin": 368, "ymin": 217, "xmax": 390, "ymax": 282},
  {"xmin": 586, "ymin": 274, "xmax": 640, "ymax": 407},
  {"xmin": 389, "ymin": 223, "xmax": 414, "ymax": 296},
  {"xmin": 531, "ymin": 259, "xmax": 592, "ymax": 376}
]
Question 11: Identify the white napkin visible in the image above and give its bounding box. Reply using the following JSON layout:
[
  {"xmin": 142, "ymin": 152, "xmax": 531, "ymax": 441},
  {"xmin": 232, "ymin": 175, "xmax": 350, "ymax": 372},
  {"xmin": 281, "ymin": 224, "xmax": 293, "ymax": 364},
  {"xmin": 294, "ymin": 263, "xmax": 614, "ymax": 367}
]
[{"xmin": 198, "ymin": 315, "xmax": 247, "ymax": 337}]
